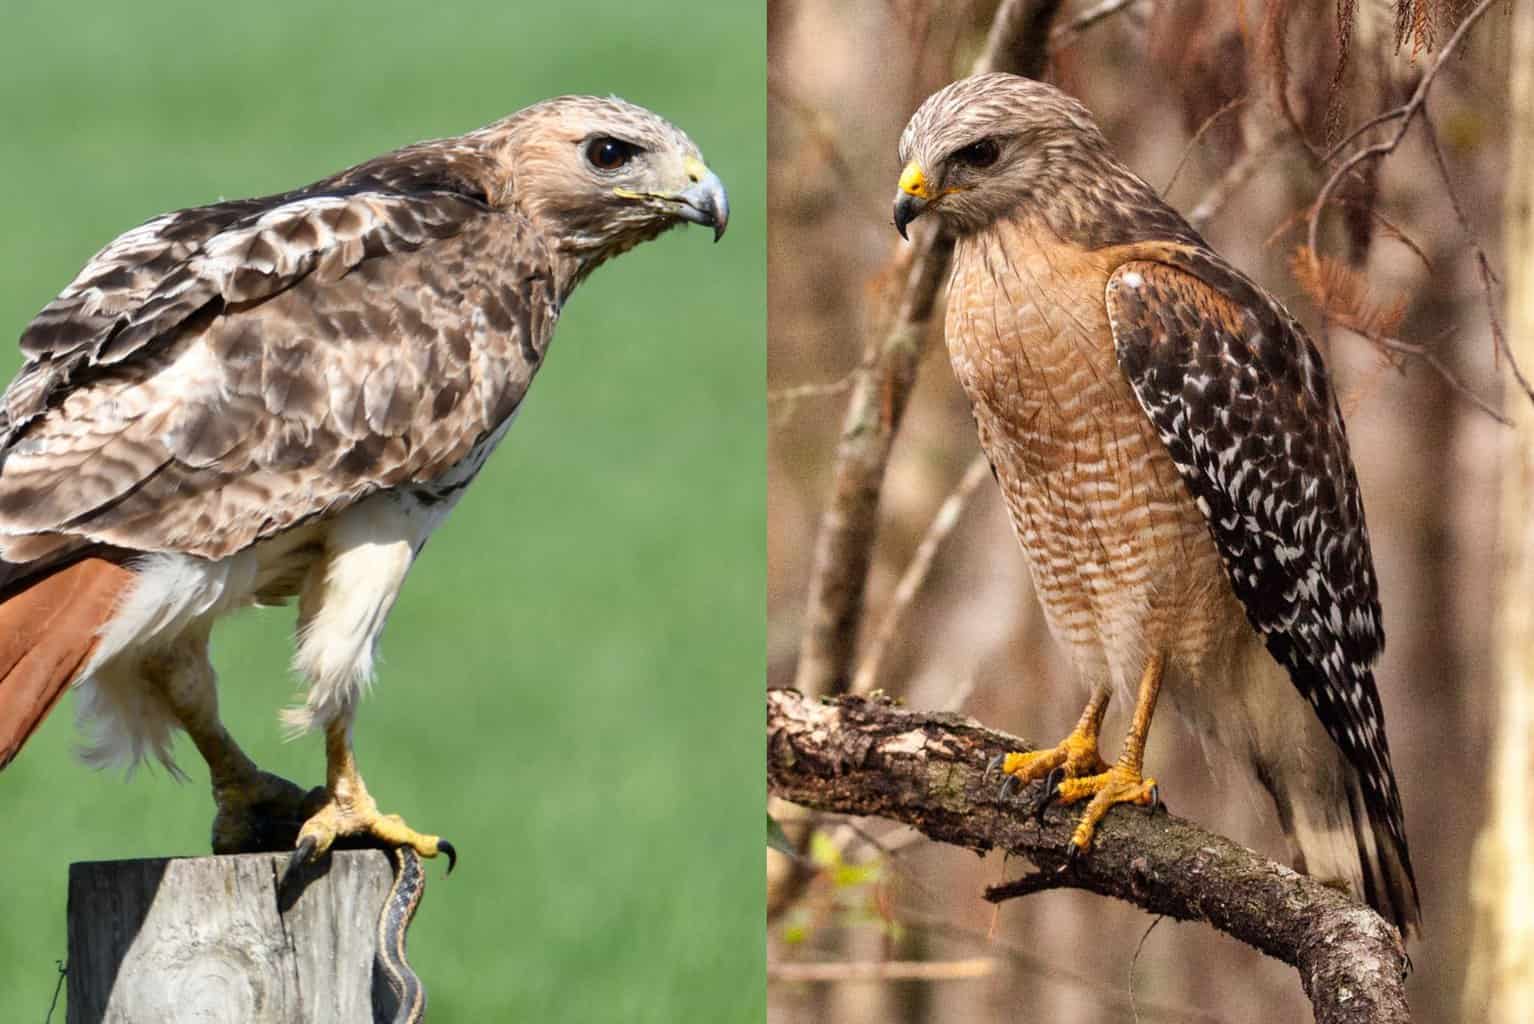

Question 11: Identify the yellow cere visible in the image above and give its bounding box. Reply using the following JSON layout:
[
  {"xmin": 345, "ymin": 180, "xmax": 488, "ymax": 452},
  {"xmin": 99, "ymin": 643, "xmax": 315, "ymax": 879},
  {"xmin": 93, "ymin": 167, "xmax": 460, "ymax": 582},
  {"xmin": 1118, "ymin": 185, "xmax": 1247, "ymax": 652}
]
[
  {"xmin": 898, "ymin": 161, "xmax": 933, "ymax": 200},
  {"xmin": 683, "ymin": 155, "xmax": 710, "ymax": 182}
]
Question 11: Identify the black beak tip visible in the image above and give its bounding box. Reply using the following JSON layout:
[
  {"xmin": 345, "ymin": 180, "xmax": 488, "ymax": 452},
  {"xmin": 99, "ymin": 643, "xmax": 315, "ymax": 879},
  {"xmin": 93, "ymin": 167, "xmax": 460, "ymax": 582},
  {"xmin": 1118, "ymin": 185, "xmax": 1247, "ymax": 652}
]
[{"xmin": 893, "ymin": 192, "xmax": 925, "ymax": 241}]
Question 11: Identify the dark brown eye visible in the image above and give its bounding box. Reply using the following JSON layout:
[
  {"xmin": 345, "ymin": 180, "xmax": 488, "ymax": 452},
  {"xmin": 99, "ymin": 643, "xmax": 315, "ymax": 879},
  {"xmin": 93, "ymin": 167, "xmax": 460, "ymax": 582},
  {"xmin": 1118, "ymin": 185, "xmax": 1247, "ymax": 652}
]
[
  {"xmin": 586, "ymin": 137, "xmax": 641, "ymax": 171},
  {"xmin": 952, "ymin": 138, "xmax": 1000, "ymax": 168}
]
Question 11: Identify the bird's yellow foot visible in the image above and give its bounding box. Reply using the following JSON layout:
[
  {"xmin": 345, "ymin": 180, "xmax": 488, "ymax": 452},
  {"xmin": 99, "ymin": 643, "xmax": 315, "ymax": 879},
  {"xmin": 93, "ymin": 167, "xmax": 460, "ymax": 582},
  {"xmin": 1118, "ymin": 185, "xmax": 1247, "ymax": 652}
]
[
  {"xmin": 282, "ymin": 721, "xmax": 455, "ymax": 887},
  {"xmin": 1052, "ymin": 763, "xmax": 1159, "ymax": 853},
  {"xmin": 986, "ymin": 688, "xmax": 1112, "ymax": 804},
  {"xmin": 289, "ymin": 790, "xmax": 455, "ymax": 870},
  {"xmin": 986, "ymin": 727, "xmax": 1108, "ymax": 799},
  {"xmin": 210, "ymin": 768, "xmax": 326, "ymax": 855}
]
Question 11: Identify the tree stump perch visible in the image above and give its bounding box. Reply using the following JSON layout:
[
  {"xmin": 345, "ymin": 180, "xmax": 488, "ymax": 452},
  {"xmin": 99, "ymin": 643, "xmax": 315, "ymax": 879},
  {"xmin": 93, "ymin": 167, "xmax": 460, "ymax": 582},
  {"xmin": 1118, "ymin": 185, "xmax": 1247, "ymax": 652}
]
[{"xmin": 67, "ymin": 849, "xmax": 413, "ymax": 1023}]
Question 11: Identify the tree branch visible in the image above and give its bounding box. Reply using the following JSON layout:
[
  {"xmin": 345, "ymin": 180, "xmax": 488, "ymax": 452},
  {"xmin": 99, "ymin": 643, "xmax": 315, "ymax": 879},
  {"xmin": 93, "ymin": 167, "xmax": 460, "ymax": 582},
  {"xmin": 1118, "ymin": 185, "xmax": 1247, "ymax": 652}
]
[{"xmin": 767, "ymin": 689, "xmax": 1412, "ymax": 1024}]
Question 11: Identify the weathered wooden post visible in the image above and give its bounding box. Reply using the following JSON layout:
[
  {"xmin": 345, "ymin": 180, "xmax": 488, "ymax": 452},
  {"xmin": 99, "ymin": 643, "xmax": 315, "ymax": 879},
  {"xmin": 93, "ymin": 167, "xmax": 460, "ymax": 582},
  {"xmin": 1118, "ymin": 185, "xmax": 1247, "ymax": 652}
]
[{"xmin": 66, "ymin": 849, "xmax": 418, "ymax": 1023}]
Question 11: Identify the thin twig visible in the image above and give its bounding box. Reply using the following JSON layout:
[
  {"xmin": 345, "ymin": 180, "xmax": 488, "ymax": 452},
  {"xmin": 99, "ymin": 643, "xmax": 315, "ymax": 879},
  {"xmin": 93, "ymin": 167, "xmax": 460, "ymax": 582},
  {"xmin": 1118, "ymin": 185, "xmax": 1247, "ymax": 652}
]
[
  {"xmin": 44, "ymin": 959, "xmax": 66, "ymax": 1024},
  {"xmin": 767, "ymin": 75, "xmax": 858, "ymax": 188},
  {"xmin": 1162, "ymin": 96, "xmax": 1250, "ymax": 198},
  {"xmin": 851, "ymin": 453, "xmax": 992, "ymax": 694},
  {"xmin": 1377, "ymin": 335, "xmax": 1510, "ymax": 425},
  {"xmin": 1049, "ymin": 0, "xmax": 1149, "ymax": 52},
  {"xmin": 985, "ymin": 870, "xmax": 1072, "ymax": 900},
  {"xmin": 769, "ymin": 375, "xmax": 857, "ymax": 426},
  {"xmin": 1130, "ymin": 916, "xmax": 1165, "ymax": 1024},
  {"xmin": 1305, "ymin": 0, "xmax": 1502, "ymax": 270},
  {"xmin": 1187, "ymin": 123, "xmax": 1291, "ymax": 230},
  {"xmin": 902, "ymin": 911, "xmax": 1233, "ymax": 1024},
  {"xmin": 1420, "ymin": 107, "xmax": 1534, "ymax": 410},
  {"xmin": 768, "ymin": 957, "xmax": 998, "ymax": 982},
  {"xmin": 1366, "ymin": 205, "xmax": 1435, "ymax": 274},
  {"xmin": 1298, "ymin": 0, "xmax": 1528, "ymax": 422}
]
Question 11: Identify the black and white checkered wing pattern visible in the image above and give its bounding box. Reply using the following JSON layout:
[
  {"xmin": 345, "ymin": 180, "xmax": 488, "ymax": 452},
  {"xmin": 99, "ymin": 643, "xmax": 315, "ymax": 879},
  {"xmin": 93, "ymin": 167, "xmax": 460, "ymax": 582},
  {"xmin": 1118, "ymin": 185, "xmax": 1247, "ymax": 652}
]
[{"xmin": 1105, "ymin": 252, "xmax": 1406, "ymax": 852}]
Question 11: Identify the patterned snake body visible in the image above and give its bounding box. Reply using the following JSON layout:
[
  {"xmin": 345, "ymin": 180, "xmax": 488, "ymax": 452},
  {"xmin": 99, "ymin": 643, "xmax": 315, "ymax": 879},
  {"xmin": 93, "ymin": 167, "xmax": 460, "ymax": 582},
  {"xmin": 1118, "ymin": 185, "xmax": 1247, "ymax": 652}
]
[{"xmin": 376, "ymin": 847, "xmax": 428, "ymax": 1024}]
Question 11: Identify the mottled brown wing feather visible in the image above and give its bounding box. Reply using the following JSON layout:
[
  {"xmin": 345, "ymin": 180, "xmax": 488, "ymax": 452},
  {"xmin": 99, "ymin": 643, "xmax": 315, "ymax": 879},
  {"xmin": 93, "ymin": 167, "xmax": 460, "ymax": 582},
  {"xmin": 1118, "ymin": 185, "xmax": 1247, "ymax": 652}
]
[
  {"xmin": 0, "ymin": 177, "xmax": 557, "ymax": 559},
  {"xmin": 1105, "ymin": 252, "xmax": 1410, "ymax": 861},
  {"xmin": 5, "ymin": 140, "xmax": 498, "ymax": 432}
]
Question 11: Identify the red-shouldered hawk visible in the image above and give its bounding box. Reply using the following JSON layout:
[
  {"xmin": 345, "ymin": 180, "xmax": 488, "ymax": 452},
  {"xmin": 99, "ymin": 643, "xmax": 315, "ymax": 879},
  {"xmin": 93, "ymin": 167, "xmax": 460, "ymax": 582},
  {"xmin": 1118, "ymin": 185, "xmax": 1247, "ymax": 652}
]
[
  {"xmin": 0, "ymin": 96, "xmax": 727, "ymax": 876},
  {"xmin": 894, "ymin": 72, "xmax": 1418, "ymax": 934}
]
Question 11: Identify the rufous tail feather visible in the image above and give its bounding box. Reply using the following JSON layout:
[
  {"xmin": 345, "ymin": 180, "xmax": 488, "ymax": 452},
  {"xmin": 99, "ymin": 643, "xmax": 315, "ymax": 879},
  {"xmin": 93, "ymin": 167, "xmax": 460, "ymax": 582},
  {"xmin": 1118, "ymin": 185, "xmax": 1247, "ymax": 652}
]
[{"xmin": 0, "ymin": 558, "xmax": 134, "ymax": 768}]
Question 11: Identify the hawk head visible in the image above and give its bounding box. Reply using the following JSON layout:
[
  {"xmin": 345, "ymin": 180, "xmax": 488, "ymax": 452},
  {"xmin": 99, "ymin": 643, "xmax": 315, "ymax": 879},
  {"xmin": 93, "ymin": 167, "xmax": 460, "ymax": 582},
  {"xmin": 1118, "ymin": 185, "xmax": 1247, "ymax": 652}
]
[
  {"xmin": 893, "ymin": 73, "xmax": 1111, "ymax": 239},
  {"xmin": 490, "ymin": 95, "xmax": 729, "ymax": 270}
]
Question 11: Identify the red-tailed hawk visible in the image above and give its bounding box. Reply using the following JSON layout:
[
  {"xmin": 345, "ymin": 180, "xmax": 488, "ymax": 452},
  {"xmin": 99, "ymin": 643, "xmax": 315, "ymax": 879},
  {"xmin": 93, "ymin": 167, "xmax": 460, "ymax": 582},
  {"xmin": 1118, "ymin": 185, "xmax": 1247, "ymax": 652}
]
[
  {"xmin": 894, "ymin": 73, "xmax": 1418, "ymax": 933},
  {"xmin": 0, "ymin": 95, "xmax": 728, "ymax": 872}
]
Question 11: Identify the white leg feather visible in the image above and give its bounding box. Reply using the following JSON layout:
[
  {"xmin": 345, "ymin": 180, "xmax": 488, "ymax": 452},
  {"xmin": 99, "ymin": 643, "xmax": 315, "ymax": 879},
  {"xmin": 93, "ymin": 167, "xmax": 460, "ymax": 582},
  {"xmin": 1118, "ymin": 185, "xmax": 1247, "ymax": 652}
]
[{"xmin": 286, "ymin": 492, "xmax": 442, "ymax": 734}]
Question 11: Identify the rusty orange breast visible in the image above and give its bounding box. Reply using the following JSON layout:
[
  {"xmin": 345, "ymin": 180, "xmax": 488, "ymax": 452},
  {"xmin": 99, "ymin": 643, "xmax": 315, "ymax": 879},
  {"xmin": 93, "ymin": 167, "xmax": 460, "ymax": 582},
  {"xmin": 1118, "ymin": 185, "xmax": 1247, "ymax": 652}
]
[{"xmin": 945, "ymin": 220, "xmax": 1242, "ymax": 678}]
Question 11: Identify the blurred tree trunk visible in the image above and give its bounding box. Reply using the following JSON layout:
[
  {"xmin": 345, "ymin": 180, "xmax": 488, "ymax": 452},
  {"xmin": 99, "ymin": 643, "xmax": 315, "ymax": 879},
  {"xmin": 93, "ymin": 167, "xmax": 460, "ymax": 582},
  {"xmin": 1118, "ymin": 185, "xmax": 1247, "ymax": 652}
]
[{"xmin": 1464, "ymin": 1, "xmax": 1534, "ymax": 1018}]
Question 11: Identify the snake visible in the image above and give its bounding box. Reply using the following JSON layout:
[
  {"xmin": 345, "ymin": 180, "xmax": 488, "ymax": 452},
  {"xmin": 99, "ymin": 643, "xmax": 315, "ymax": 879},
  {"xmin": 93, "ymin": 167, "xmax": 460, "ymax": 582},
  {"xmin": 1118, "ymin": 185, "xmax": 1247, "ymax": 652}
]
[
  {"xmin": 375, "ymin": 846, "xmax": 430, "ymax": 1024},
  {"xmin": 278, "ymin": 838, "xmax": 451, "ymax": 1022}
]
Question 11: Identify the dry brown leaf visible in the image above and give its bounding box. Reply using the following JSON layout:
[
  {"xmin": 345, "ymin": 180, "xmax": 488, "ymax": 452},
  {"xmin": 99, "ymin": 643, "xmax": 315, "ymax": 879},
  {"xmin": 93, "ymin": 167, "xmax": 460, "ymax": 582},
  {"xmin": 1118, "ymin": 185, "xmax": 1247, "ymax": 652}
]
[{"xmin": 1289, "ymin": 244, "xmax": 1408, "ymax": 341}]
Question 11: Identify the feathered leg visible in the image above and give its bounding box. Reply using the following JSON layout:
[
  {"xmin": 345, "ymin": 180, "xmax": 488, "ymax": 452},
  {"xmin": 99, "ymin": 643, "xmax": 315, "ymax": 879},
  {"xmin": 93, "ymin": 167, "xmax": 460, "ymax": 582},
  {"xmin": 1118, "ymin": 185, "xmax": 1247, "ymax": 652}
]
[
  {"xmin": 138, "ymin": 632, "xmax": 319, "ymax": 853},
  {"xmin": 280, "ymin": 495, "xmax": 455, "ymax": 875}
]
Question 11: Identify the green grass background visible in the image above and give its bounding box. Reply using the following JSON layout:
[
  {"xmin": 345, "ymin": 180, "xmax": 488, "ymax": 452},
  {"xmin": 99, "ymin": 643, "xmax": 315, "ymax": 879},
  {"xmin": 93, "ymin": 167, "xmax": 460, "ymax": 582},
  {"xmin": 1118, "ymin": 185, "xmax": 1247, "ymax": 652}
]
[{"xmin": 0, "ymin": 2, "xmax": 764, "ymax": 1020}]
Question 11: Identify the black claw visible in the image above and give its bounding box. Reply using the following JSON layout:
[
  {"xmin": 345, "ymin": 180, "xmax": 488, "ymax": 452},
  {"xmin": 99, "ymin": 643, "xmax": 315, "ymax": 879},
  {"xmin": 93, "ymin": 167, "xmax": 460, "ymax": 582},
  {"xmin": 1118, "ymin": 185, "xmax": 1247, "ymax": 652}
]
[
  {"xmin": 281, "ymin": 835, "xmax": 318, "ymax": 889},
  {"xmin": 1034, "ymin": 766, "xmax": 1065, "ymax": 824},
  {"xmin": 998, "ymin": 774, "xmax": 1022, "ymax": 801},
  {"xmin": 1145, "ymin": 784, "xmax": 1162, "ymax": 816},
  {"xmin": 984, "ymin": 753, "xmax": 1006, "ymax": 783},
  {"xmin": 439, "ymin": 840, "xmax": 457, "ymax": 876},
  {"xmin": 1061, "ymin": 842, "xmax": 1081, "ymax": 872}
]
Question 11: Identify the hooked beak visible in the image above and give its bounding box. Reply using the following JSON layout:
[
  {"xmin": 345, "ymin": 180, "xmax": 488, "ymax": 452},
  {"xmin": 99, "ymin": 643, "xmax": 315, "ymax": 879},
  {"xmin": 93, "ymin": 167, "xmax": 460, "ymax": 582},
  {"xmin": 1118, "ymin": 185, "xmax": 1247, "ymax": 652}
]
[
  {"xmin": 893, "ymin": 193, "xmax": 928, "ymax": 240},
  {"xmin": 893, "ymin": 160, "xmax": 934, "ymax": 240},
  {"xmin": 675, "ymin": 162, "xmax": 730, "ymax": 242}
]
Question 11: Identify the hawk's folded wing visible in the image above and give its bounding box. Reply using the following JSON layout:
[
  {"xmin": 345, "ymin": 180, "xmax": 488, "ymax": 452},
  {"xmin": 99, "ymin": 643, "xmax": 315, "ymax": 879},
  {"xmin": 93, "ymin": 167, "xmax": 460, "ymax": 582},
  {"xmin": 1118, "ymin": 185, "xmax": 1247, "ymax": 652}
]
[
  {"xmin": 0, "ymin": 162, "xmax": 558, "ymax": 565},
  {"xmin": 1105, "ymin": 250, "xmax": 1402, "ymax": 845}
]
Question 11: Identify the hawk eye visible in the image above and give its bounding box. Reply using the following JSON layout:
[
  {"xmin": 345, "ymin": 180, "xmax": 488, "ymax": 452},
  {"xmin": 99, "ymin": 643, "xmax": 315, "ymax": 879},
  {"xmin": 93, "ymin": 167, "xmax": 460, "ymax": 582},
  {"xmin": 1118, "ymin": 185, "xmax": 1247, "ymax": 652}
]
[
  {"xmin": 952, "ymin": 138, "xmax": 1000, "ymax": 168},
  {"xmin": 586, "ymin": 137, "xmax": 641, "ymax": 171}
]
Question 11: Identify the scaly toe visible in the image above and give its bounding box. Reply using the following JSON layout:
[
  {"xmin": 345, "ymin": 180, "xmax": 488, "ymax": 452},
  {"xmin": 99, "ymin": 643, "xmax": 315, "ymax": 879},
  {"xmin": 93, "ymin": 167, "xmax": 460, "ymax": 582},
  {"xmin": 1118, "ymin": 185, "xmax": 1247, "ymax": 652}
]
[
  {"xmin": 293, "ymin": 798, "xmax": 449, "ymax": 865},
  {"xmin": 998, "ymin": 748, "xmax": 1065, "ymax": 787},
  {"xmin": 991, "ymin": 728, "xmax": 1109, "ymax": 796},
  {"xmin": 1061, "ymin": 767, "xmax": 1159, "ymax": 851}
]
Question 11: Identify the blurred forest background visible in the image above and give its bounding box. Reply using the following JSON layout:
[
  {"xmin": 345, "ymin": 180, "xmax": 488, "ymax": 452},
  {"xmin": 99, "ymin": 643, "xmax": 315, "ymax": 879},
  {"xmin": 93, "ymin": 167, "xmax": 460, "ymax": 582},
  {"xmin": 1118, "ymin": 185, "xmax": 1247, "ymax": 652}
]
[
  {"xmin": 767, "ymin": 0, "xmax": 1524, "ymax": 1021},
  {"xmin": 0, "ymin": 2, "xmax": 765, "ymax": 1022}
]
